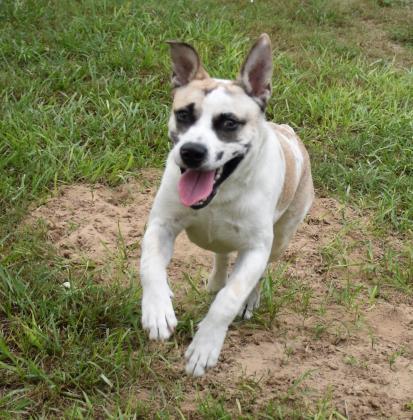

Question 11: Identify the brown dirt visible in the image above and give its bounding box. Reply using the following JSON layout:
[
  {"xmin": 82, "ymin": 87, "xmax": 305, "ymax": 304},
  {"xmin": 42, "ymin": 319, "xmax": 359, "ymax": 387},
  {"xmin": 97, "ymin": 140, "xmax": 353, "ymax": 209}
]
[
  {"xmin": 349, "ymin": 18, "xmax": 413, "ymax": 68},
  {"xmin": 27, "ymin": 170, "xmax": 413, "ymax": 418}
]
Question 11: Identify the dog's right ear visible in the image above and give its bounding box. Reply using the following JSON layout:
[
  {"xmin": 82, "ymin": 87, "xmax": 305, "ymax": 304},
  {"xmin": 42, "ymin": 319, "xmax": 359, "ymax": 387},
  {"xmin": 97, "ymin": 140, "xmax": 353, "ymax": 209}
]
[{"xmin": 167, "ymin": 41, "xmax": 209, "ymax": 88}]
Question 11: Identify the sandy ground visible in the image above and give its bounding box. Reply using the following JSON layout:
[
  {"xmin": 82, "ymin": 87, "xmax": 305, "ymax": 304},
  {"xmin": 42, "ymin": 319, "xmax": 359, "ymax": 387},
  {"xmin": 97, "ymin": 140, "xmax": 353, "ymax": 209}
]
[{"xmin": 28, "ymin": 170, "xmax": 413, "ymax": 419}]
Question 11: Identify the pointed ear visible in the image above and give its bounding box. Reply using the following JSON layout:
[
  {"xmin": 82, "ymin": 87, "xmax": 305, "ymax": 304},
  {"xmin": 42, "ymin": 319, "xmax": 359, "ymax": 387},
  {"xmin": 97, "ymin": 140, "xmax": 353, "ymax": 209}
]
[
  {"xmin": 166, "ymin": 41, "xmax": 209, "ymax": 88},
  {"xmin": 238, "ymin": 34, "xmax": 273, "ymax": 109}
]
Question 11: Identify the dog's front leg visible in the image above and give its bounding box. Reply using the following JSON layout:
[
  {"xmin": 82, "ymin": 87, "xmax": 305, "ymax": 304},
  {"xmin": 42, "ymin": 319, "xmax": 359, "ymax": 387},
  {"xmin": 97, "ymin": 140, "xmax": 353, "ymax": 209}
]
[
  {"xmin": 185, "ymin": 243, "xmax": 271, "ymax": 376},
  {"xmin": 140, "ymin": 219, "xmax": 181, "ymax": 341}
]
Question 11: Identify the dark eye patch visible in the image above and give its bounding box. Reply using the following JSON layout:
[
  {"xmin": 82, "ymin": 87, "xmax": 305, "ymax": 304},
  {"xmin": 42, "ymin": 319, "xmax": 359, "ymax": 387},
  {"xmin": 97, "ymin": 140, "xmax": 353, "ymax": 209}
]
[
  {"xmin": 174, "ymin": 103, "xmax": 196, "ymax": 132},
  {"xmin": 213, "ymin": 113, "xmax": 246, "ymax": 142}
]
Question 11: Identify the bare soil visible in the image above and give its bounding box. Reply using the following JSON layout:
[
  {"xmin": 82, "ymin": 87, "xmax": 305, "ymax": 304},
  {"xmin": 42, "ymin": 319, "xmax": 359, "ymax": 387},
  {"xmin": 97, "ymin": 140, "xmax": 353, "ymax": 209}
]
[{"xmin": 28, "ymin": 170, "xmax": 413, "ymax": 419}]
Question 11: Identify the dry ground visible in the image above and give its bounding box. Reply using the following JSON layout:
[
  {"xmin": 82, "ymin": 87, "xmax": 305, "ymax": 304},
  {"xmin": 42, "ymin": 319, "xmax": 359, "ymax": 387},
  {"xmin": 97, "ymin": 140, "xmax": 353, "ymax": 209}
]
[{"xmin": 28, "ymin": 170, "xmax": 413, "ymax": 419}]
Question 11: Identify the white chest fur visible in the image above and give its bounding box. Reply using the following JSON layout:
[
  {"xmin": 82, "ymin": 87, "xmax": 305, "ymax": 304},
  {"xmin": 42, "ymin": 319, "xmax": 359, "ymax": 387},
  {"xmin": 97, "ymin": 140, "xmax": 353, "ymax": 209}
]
[{"xmin": 185, "ymin": 206, "xmax": 251, "ymax": 253}]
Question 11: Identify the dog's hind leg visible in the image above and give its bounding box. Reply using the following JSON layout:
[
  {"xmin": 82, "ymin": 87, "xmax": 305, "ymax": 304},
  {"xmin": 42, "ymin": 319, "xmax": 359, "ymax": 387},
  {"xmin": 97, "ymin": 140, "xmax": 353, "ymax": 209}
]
[
  {"xmin": 238, "ymin": 278, "xmax": 262, "ymax": 320},
  {"xmin": 238, "ymin": 216, "xmax": 302, "ymax": 320},
  {"xmin": 207, "ymin": 253, "xmax": 229, "ymax": 293},
  {"xmin": 238, "ymin": 177, "xmax": 313, "ymax": 321}
]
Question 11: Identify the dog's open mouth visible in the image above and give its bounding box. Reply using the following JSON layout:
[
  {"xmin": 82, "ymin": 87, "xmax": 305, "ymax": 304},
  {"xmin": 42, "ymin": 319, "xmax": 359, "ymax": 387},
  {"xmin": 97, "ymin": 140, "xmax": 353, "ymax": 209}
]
[{"xmin": 178, "ymin": 155, "xmax": 244, "ymax": 209}]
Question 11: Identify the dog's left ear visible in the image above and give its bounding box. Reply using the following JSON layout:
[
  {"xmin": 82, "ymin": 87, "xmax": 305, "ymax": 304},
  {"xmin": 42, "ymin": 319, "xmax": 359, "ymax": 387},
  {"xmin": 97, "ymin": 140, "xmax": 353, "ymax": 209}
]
[
  {"xmin": 167, "ymin": 41, "xmax": 209, "ymax": 89},
  {"xmin": 238, "ymin": 33, "xmax": 273, "ymax": 109}
]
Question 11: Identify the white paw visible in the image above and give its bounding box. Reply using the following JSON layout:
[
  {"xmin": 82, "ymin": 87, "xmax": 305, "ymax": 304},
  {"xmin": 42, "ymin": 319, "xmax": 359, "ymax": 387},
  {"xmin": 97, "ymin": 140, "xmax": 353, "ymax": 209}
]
[
  {"xmin": 238, "ymin": 286, "xmax": 261, "ymax": 320},
  {"xmin": 141, "ymin": 292, "xmax": 177, "ymax": 341},
  {"xmin": 185, "ymin": 325, "xmax": 226, "ymax": 377}
]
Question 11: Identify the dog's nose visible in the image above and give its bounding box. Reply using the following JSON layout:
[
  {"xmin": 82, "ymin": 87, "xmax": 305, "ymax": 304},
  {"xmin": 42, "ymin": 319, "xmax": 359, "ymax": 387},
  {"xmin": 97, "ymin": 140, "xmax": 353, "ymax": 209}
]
[{"xmin": 180, "ymin": 142, "xmax": 208, "ymax": 168}]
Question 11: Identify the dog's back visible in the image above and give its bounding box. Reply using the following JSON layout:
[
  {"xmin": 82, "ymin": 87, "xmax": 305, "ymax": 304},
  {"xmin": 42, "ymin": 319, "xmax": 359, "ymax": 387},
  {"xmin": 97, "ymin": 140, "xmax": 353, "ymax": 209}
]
[{"xmin": 268, "ymin": 123, "xmax": 314, "ymax": 261}]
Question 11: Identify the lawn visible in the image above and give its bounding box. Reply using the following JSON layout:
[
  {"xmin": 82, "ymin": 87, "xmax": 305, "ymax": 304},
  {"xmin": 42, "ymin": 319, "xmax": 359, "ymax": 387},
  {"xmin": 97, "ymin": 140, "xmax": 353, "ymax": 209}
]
[{"xmin": 0, "ymin": 0, "xmax": 412, "ymax": 418}]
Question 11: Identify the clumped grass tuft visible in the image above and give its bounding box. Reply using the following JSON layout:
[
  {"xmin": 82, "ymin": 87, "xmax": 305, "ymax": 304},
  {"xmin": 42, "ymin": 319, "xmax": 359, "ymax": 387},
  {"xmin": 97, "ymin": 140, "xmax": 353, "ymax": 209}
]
[
  {"xmin": 391, "ymin": 26, "xmax": 413, "ymax": 46},
  {"xmin": 0, "ymin": 226, "xmax": 150, "ymax": 416}
]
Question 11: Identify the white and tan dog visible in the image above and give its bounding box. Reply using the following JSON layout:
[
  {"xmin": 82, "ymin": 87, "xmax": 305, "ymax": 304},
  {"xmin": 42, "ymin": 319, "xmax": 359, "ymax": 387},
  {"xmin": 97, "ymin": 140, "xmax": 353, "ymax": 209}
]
[{"xmin": 140, "ymin": 34, "xmax": 314, "ymax": 376}]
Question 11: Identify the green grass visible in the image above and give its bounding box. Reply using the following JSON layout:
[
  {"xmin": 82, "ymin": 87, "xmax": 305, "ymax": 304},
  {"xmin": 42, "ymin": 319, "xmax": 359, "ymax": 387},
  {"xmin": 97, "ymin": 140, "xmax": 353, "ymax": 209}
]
[
  {"xmin": 1, "ymin": 0, "xmax": 412, "ymax": 234},
  {"xmin": 1, "ymin": 0, "xmax": 412, "ymax": 417}
]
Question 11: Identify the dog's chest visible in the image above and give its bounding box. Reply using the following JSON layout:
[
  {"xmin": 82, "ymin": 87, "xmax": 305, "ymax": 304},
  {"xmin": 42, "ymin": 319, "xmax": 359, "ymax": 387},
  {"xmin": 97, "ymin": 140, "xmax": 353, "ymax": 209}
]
[{"xmin": 185, "ymin": 209, "xmax": 250, "ymax": 253}]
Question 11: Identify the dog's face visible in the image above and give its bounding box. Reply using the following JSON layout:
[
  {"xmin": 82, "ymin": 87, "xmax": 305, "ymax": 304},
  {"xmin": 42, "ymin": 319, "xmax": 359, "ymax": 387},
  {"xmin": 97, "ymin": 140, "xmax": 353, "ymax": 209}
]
[{"xmin": 167, "ymin": 35, "xmax": 273, "ymax": 209}]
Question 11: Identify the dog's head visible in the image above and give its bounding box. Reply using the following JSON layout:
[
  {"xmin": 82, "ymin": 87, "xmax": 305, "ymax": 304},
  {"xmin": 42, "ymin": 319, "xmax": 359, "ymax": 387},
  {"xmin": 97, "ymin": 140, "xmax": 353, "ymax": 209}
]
[{"xmin": 167, "ymin": 34, "xmax": 273, "ymax": 209}]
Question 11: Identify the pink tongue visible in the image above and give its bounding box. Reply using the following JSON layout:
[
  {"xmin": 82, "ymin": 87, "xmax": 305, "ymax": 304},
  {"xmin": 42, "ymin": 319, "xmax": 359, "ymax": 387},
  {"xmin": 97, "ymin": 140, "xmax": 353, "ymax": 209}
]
[{"xmin": 178, "ymin": 170, "xmax": 215, "ymax": 207}]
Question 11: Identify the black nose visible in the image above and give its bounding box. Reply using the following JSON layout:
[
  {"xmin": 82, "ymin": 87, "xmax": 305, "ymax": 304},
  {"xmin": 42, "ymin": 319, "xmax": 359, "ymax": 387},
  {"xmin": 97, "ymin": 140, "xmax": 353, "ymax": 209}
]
[{"xmin": 180, "ymin": 142, "xmax": 208, "ymax": 168}]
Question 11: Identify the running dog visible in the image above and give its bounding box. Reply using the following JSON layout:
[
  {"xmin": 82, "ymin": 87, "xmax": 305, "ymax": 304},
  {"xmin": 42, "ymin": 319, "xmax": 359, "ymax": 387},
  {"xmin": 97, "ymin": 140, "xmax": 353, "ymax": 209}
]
[{"xmin": 140, "ymin": 34, "xmax": 314, "ymax": 376}]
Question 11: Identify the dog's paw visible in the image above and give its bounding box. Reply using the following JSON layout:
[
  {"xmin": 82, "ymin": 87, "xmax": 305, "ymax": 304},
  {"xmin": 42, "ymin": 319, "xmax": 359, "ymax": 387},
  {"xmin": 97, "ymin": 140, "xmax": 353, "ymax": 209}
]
[
  {"xmin": 238, "ymin": 287, "xmax": 261, "ymax": 320},
  {"xmin": 185, "ymin": 325, "xmax": 226, "ymax": 377},
  {"xmin": 141, "ymin": 293, "xmax": 177, "ymax": 341}
]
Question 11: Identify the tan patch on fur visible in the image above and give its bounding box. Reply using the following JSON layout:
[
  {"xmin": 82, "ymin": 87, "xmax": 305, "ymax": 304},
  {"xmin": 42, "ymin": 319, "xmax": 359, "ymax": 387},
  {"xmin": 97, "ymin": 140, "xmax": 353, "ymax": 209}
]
[
  {"xmin": 276, "ymin": 123, "xmax": 295, "ymax": 137},
  {"xmin": 222, "ymin": 83, "xmax": 246, "ymax": 96},
  {"xmin": 194, "ymin": 66, "xmax": 209, "ymax": 81},
  {"xmin": 173, "ymin": 78, "xmax": 219, "ymax": 110},
  {"xmin": 172, "ymin": 79, "xmax": 249, "ymax": 110},
  {"xmin": 294, "ymin": 131, "xmax": 313, "ymax": 209},
  {"xmin": 191, "ymin": 78, "xmax": 219, "ymax": 91},
  {"xmin": 271, "ymin": 123, "xmax": 300, "ymax": 213}
]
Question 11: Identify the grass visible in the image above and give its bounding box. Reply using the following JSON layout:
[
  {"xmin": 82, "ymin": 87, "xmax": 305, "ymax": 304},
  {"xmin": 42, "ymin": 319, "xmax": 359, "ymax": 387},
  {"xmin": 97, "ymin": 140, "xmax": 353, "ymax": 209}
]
[{"xmin": 1, "ymin": 0, "xmax": 412, "ymax": 417}]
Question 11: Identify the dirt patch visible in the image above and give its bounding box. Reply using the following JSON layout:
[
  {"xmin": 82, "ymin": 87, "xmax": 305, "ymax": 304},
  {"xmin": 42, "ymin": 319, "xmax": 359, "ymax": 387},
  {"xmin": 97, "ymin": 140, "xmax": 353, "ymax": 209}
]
[
  {"xmin": 220, "ymin": 301, "xmax": 413, "ymax": 418},
  {"xmin": 27, "ymin": 171, "xmax": 211, "ymax": 286},
  {"xmin": 352, "ymin": 18, "xmax": 413, "ymax": 68},
  {"xmin": 27, "ymin": 170, "xmax": 413, "ymax": 418}
]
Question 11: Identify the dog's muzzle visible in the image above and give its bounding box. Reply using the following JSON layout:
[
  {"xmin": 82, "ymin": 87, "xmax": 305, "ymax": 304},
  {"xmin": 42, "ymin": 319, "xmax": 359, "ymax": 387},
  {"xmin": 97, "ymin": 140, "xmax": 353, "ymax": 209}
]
[{"xmin": 178, "ymin": 154, "xmax": 245, "ymax": 209}]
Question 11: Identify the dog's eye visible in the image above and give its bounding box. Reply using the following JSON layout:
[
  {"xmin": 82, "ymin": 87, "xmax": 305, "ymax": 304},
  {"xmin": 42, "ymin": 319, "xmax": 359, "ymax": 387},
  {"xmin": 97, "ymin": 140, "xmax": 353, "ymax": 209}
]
[
  {"xmin": 222, "ymin": 119, "xmax": 239, "ymax": 131},
  {"xmin": 213, "ymin": 113, "xmax": 245, "ymax": 133},
  {"xmin": 176, "ymin": 110, "xmax": 191, "ymax": 123}
]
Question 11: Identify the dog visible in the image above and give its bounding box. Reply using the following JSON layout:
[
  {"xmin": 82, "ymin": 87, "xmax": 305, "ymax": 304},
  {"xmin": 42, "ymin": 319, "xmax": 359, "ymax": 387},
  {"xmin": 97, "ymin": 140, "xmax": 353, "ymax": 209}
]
[{"xmin": 140, "ymin": 34, "xmax": 314, "ymax": 376}]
